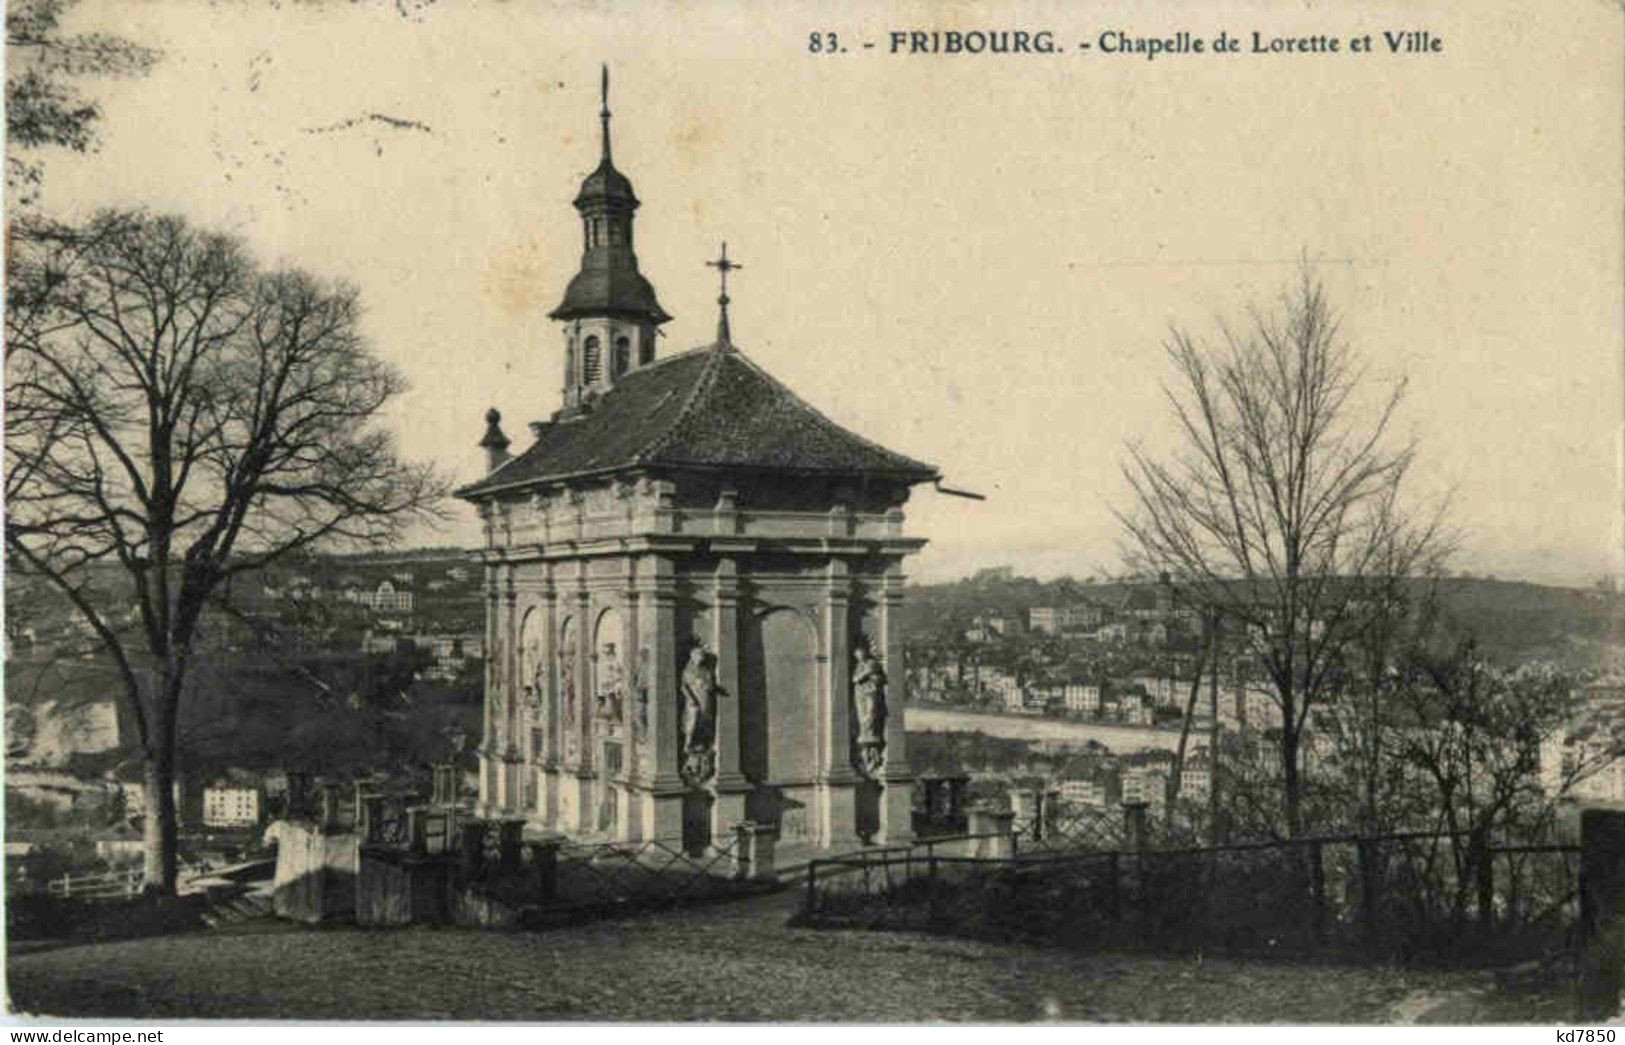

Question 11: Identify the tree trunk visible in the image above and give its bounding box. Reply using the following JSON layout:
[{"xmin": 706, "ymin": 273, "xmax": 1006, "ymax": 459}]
[
  {"xmin": 1281, "ymin": 726, "xmax": 1303, "ymax": 838},
  {"xmin": 141, "ymin": 671, "xmax": 183, "ymax": 896},
  {"xmin": 141, "ymin": 751, "xmax": 179, "ymax": 895}
]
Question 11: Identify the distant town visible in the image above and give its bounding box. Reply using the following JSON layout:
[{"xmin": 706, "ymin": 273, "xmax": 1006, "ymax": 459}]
[
  {"xmin": 899, "ymin": 566, "xmax": 1625, "ymax": 828},
  {"xmin": 9, "ymin": 552, "xmax": 1623, "ymax": 899}
]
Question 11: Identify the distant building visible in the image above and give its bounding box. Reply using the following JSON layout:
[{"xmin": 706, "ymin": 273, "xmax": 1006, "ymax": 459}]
[
  {"xmin": 368, "ymin": 579, "xmax": 414, "ymax": 614},
  {"xmin": 202, "ymin": 781, "xmax": 263, "ymax": 828},
  {"xmin": 1122, "ymin": 767, "xmax": 1167, "ymax": 809},
  {"xmin": 1095, "ymin": 623, "xmax": 1129, "ymax": 645},
  {"xmin": 1131, "ymin": 675, "xmax": 1179, "ymax": 707},
  {"xmin": 1063, "ymin": 682, "xmax": 1101, "ymax": 713},
  {"xmin": 1057, "ymin": 777, "xmax": 1106, "ymax": 806},
  {"xmin": 1177, "ymin": 753, "xmax": 1211, "ymax": 801}
]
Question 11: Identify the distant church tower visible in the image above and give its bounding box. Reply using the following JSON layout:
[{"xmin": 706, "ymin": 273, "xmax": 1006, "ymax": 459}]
[
  {"xmin": 458, "ymin": 70, "xmax": 941, "ymax": 853},
  {"xmin": 550, "ymin": 68, "xmax": 669, "ymax": 411}
]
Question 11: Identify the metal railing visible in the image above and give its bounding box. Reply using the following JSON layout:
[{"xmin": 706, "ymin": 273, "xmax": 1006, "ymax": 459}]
[
  {"xmin": 46, "ymin": 867, "xmax": 144, "ymax": 901},
  {"xmin": 799, "ymin": 828, "xmax": 1582, "ymax": 966}
]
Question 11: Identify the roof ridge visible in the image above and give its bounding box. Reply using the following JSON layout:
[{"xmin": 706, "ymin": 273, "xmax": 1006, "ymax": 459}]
[
  {"xmin": 719, "ymin": 348, "xmax": 939, "ymax": 477},
  {"xmin": 630, "ymin": 344, "xmax": 727, "ymax": 465}
]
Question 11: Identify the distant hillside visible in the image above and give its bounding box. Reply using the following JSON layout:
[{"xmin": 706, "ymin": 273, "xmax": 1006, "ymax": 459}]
[
  {"xmin": 900, "ymin": 572, "xmax": 1625, "ymax": 669},
  {"xmin": 5, "ymin": 647, "xmax": 481, "ymax": 779}
]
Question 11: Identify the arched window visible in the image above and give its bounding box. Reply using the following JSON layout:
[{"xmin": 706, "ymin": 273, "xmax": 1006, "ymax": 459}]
[
  {"xmin": 612, "ymin": 336, "xmax": 631, "ymax": 376},
  {"xmin": 638, "ymin": 333, "xmax": 654, "ymax": 366},
  {"xmin": 582, "ymin": 336, "xmax": 601, "ymax": 384}
]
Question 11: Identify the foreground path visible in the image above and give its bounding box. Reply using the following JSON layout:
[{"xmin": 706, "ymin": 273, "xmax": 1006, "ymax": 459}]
[{"xmin": 7, "ymin": 890, "xmax": 1567, "ymax": 1022}]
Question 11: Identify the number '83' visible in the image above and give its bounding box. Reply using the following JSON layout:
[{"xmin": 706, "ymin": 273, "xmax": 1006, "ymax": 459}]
[{"xmin": 808, "ymin": 32, "xmax": 839, "ymax": 53}]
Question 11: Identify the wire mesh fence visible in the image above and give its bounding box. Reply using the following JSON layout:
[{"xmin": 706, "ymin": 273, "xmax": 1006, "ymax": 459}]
[{"xmin": 800, "ymin": 828, "xmax": 1582, "ymax": 967}]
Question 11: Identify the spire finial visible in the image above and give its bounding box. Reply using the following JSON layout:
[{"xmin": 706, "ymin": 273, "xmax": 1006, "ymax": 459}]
[
  {"xmin": 599, "ymin": 63, "xmax": 612, "ymax": 164},
  {"xmin": 706, "ymin": 241, "xmax": 742, "ymax": 347}
]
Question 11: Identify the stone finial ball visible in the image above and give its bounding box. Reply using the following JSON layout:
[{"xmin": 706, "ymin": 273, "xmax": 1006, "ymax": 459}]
[{"xmin": 485, "ymin": 407, "xmax": 501, "ymax": 425}]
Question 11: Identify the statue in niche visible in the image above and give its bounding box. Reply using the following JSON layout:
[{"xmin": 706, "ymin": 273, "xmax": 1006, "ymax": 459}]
[
  {"xmin": 596, "ymin": 642, "xmax": 626, "ymax": 724},
  {"xmin": 679, "ymin": 645, "xmax": 719, "ymax": 786},
  {"xmin": 528, "ymin": 647, "xmax": 546, "ymax": 718},
  {"xmin": 852, "ymin": 636, "xmax": 888, "ymax": 778},
  {"xmin": 629, "ymin": 647, "xmax": 650, "ymax": 737},
  {"xmin": 559, "ymin": 644, "xmax": 578, "ymax": 760},
  {"xmin": 485, "ymin": 632, "xmax": 505, "ymax": 730}
]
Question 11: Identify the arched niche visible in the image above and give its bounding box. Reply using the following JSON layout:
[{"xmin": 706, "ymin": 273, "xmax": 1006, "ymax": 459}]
[
  {"xmin": 557, "ymin": 615, "xmax": 579, "ymax": 759},
  {"xmin": 740, "ymin": 606, "xmax": 818, "ymax": 786},
  {"xmin": 592, "ymin": 608, "xmax": 626, "ymax": 734},
  {"xmin": 518, "ymin": 607, "xmax": 543, "ymax": 759}
]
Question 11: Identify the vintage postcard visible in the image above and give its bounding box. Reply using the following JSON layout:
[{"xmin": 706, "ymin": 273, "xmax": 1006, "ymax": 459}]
[{"xmin": 4, "ymin": 0, "xmax": 1623, "ymax": 1031}]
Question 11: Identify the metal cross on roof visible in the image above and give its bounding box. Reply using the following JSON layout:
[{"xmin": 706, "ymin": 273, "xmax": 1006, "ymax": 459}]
[
  {"xmin": 706, "ymin": 241, "xmax": 742, "ymax": 346},
  {"xmin": 599, "ymin": 64, "xmax": 612, "ymax": 164}
]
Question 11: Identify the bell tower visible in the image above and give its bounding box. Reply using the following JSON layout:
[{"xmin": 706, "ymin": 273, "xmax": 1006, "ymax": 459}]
[{"xmin": 549, "ymin": 66, "xmax": 671, "ymax": 412}]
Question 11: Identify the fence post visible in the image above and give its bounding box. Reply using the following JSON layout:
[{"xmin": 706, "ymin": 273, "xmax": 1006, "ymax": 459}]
[
  {"xmin": 927, "ymin": 853, "xmax": 940, "ymax": 927},
  {"xmin": 1125, "ymin": 802, "xmax": 1149, "ymax": 852},
  {"xmin": 1308, "ymin": 840, "xmax": 1327, "ymax": 945},
  {"xmin": 1580, "ymin": 809, "xmax": 1625, "ymax": 1020},
  {"xmin": 528, "ymin": 839, "xmax": 560, "ymax": 901},
  {"xmin": 461, "ymin": 821, "xmax": 488, "ymax": 879},
  {"xmin": 1107, "ymin": 851, "xmax": 1121, "ymax": 921},
  {"xmin": 731, "ymin": 821, "xmax": 753, "ymax": 881},
  {"xmin": 744, "ymin": 822, "xmax": 778, "ymax": 882},
  {"xmin": 498, "ymin": 818, "xmax": 524, "ymax": 875},
  {"xmin": 1356, "ymin": 836, "xmax": 1381, "ymax": 955},
  {"xmin": 412, "ymin": 806, "xmax": 433, "ymax": 855},
  {"xmin": 1475, "ymin": 834, "xmax": 1495, "ymax": 933},
  {"xmin": 968, "ymin": 805, "xmax": 1016, "ymax": 859},
  {"xmin": 1042, "ymin": 789, "xmax": 1061, "ymax": 841},
  {"xmin": 358, "ymin": 793, "xmax": 384, "ymax": 844}
]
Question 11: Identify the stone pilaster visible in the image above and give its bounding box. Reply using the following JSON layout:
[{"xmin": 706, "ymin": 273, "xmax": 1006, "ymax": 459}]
[
  {"xmin": 878, "ymin": 559, "xmax": 914, "ymax": 843},
  {"xmin": 620, "ymin": 559, "xmax": 644, "ymax": 840},
  {"xmin": 571, "ymin": 571, "xmax": 593, "ymax": 832},
  {"xmin": 818, "ymin": 558, "xmax": 860, "ymax": 847},
  {"xmin": 538, "ymin": 568, "xmax": 560, "ymax": 829},
  {"xmin": 711, "ymin": 556, "xmax": 750, "ymax": 837},
  {"xmin": 499, "ymin": 564, "xmax": 523, "ymax": 814},
  {"xmin": 478, "ymin": 560, "xmax": 500, "ymax": 813},
  {"xmin": 639, "ymin": 553, "xmax": 685, "ymax": 841}
]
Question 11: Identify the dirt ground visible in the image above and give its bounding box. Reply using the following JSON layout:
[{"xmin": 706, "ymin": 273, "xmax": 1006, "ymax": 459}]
[{"xmin": 5, "ymin": 889, "xmax": 1578, "ymax": 1022}]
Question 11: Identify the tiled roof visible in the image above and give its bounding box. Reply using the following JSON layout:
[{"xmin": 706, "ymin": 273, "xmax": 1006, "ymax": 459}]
[{"xmin": 458, "ymin": 344, "xmax": 939, "ymax": 498}]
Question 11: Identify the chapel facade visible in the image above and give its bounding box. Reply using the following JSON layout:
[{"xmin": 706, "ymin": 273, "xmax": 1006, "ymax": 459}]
[{"xmin": 455, "ymin": 72, "xmax": 938, "ymax": 850}]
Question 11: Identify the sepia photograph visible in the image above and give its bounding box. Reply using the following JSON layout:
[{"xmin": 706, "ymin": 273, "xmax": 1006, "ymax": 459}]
[{"xmin": 3, "ymin": 0, "xmax": 1623, "ymax": 1029}]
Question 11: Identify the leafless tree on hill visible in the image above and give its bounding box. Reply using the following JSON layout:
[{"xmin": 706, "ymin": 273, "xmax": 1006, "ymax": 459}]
[
  {"xmin": 5, "ymin": 209, "xmax": 447, "ymax": 893},
  {"xmin": 1118, "ymin": 263, "xmax": 1452, "ymax": 837}
]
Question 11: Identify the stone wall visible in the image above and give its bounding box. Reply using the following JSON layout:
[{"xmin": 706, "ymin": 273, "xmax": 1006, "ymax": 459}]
[{"xmin": 268, "ymin": 821, "xmax": 358, "ymax": 924}]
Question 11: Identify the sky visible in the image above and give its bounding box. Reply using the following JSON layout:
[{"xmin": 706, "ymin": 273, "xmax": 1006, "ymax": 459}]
[{"xmin": 25, "ymin": 0, "xmax": 1625, "ymax": 587}]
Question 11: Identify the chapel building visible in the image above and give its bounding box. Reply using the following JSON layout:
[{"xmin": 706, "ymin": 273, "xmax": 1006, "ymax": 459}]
[{"xmin": 455, "ymin": 72, "xmax": 939, "ymax": 851}]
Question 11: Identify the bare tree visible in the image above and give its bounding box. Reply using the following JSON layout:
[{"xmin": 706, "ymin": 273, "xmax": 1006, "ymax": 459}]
[
  {"xmin": 6, "ymin": 0, "xmax": 159, "ymax": 206},
  {"xmin": 1119, "ymin": 265, "xmax": 1449, "ymax": 837},
  {"xmin": 5, "ymin": 209, "xmax": 446, "ymax": 892},
  {"xmin": 1387, "ymin": 642, "xmax": 1620, "ymax": 930}
]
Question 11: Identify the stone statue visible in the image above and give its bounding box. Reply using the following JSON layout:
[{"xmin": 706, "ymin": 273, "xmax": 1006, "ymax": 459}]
[
  {"xmin": 487, "ymin": 632, "xmax": 504, "ymax": 694},
  {"xmin": 558, "ymin": 645, "xmax": 576, "ymax": 725},
  {"xmin": 528, "ymin": 651, "xmax": 546, "ymax": 716},
  {"xmin": 629, "ymin": 647, "xmax": 650, "ymax": 736},
  {"xmin": 679, "ymin": 646, "xmax": 719, "ymax": 786},
  {"xmin": 596, "ymin": 642, "xmax": 625, "ymax": 724},
  {"xmin": 852, "ymin": 637, "xmax": 888, "ymax": 777}
]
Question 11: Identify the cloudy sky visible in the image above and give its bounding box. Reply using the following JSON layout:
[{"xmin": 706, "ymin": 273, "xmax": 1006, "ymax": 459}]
[{"xmin": 31, "ymin": 0, "xmax": 1624, "ymax": 586}]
